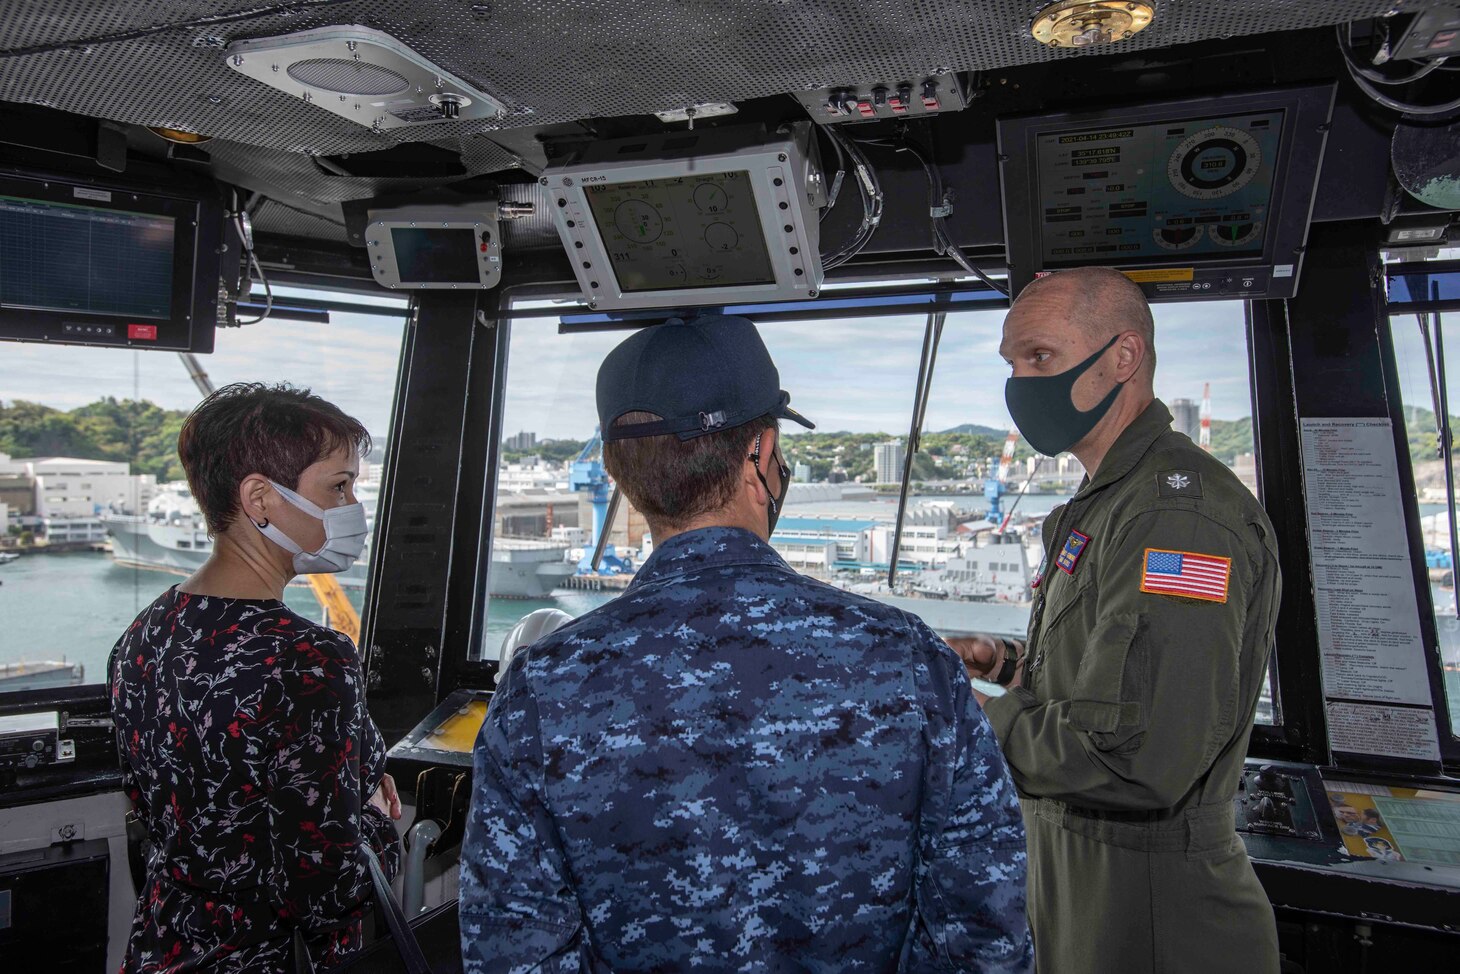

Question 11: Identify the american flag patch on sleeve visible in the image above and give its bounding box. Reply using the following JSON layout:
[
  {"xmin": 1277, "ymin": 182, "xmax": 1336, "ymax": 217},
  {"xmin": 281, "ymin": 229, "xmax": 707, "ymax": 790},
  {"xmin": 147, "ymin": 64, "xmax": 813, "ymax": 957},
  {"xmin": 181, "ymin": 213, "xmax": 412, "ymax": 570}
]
[{"xmin": 1140, "ymin": 548, "xmax": 1231, "ymax": 603}]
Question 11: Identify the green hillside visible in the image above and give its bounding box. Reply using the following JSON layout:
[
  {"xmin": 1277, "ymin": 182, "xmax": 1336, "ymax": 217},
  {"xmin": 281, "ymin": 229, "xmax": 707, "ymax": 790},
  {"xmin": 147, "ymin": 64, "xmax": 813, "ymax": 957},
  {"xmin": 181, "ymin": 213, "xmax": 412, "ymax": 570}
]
[
  {"xmin": 0, "ymin": 399, "xmax": 189, "ymax": 481},
  {"xmin": 3, "ymin": 397, "xmax": 1450, "ymax": 487}
]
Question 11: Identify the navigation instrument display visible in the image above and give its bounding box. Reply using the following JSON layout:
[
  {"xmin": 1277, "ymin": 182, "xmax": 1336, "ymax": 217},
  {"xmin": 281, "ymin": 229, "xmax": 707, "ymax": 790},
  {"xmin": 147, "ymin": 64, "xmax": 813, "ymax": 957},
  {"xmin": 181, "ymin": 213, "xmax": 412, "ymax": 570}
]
[
  {"xmin": 0, "ymin": 195, "xmax": 175, "ymax": 319},
  {"xmin": 390, "ymin": 227, "xmax": 480, "ymax": 283},
  {"xmin": 584, "ymin": 171, "xmax": 776, "ymax": 292},
  {"xmin": 1035, "ymin": 110, "xmax": 1283, "ymax": 268}
]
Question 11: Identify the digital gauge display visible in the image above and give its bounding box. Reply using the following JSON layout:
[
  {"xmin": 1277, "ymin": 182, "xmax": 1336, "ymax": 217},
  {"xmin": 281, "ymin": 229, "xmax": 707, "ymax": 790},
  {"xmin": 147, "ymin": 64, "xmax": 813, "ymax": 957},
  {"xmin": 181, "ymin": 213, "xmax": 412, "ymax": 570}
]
[
  {"xmin": 584, "ymin": 171, "xmax": 776, "ymax": 292},
  {"xmin": 1033, "ymin": 110, "xmax": 1284, "ymax": 267}
]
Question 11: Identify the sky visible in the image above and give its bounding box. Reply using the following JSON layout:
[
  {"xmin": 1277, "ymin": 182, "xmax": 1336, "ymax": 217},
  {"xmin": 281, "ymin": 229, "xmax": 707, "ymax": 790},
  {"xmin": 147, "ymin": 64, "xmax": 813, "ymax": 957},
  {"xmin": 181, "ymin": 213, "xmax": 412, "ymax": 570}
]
[
  {"xmin": 2, "ymin": 285, "xmax": 1271, "ymax": 448},
  {"xmin": 0, "ymin": 287, "xmax": 410, "ymax": 440},
  {"xmin": 502, "ymin": 296, "xmax": 1258, "ymax": 440}
]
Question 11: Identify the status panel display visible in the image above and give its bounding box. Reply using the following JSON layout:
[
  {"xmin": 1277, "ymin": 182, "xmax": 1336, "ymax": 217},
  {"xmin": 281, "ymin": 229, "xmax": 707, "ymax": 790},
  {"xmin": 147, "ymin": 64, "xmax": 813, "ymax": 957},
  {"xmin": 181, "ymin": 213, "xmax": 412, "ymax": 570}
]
[
  {"xmin": 1034, "ymin": 111, "xmax": 1284, "ymax": 267},
  {"xmin": 390, "ymin": 227, "xmax": 480, "ymax": 284},
  {"xmin": 585, "ymin": 171, "xmax": 775, "ymax": 292},
  {"xmin": 0, "ymin": 195, "xmax": 176, "ymax": 319}
]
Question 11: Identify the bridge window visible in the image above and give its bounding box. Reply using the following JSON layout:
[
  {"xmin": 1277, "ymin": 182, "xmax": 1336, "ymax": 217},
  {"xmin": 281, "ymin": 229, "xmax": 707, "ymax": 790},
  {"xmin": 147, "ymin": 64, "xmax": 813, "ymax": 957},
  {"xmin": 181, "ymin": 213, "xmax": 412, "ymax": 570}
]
[
  {"xmin": 1389, "ymin": 304, "xmax": 1460, "ymax": 738},
  {"xmin": 475, "ymin": 295, "xmax": 928, "ymax": 661},
  {"xmin": 477, "ymin": 290, "xmax": 1273, "ymax": 727},
  {"xmin": 0, "ymin": 286, "xmax": 408, "ymax": 694}
]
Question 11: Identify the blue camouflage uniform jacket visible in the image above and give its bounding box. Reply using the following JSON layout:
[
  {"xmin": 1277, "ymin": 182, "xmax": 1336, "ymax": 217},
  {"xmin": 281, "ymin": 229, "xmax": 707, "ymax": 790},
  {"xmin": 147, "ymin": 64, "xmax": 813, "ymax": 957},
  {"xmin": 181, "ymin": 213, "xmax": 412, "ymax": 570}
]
[{"xmin": 460, "ymin": 526, "xmax": 1033, "ymax": 973}]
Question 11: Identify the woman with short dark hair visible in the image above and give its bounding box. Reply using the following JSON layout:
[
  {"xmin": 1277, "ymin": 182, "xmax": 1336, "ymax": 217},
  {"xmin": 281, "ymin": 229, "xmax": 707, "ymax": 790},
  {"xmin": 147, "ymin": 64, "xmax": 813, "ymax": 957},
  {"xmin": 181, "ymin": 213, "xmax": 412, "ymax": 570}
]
[{"xmin": 109, "ymin": 382, "xmax": 402, "ymax": 973}]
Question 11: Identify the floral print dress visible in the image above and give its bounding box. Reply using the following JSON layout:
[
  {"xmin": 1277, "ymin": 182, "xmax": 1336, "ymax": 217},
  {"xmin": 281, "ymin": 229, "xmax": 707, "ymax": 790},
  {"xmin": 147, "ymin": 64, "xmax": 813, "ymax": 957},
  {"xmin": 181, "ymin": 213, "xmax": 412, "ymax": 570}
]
[{"xmin": 109, "ymin": 587, "xmax": 401, "ymax": 972}]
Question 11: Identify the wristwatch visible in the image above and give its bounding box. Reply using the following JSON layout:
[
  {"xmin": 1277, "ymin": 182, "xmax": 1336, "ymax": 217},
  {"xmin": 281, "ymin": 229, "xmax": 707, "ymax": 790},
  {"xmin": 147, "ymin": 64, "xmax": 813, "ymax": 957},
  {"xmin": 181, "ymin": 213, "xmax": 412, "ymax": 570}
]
[{"xmin": 993, "ymin": 637, "xmax": 1023, "ymax": 686}]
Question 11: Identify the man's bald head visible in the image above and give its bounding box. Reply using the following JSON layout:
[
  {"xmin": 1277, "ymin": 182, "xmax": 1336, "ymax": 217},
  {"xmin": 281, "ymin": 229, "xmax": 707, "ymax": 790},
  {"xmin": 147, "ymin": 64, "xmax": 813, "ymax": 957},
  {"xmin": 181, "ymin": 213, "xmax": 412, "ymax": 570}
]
[{"xmin": 1014, "ymin": 267, "xmax": 1156, "ymax": 376}]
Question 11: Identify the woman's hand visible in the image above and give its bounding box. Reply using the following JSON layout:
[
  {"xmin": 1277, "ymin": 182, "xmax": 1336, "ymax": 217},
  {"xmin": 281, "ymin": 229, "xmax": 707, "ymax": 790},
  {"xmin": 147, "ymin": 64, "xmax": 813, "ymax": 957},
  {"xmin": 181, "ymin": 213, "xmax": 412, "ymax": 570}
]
[{"xmin": 368, "ymin": 773, "xmax": 402, "ymax": 820}]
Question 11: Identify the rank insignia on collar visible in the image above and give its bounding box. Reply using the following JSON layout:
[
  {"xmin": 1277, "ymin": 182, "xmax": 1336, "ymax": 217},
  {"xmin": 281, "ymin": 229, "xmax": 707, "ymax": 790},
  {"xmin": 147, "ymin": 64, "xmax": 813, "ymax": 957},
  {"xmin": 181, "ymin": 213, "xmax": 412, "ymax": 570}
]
[
  {"xmin": 1158, "ymin": 469, "xmax": 1202, "ymax": 498},
  {"xmin": 1055, "ymin": 529, "xmax": 1090, "ymax": 575}
]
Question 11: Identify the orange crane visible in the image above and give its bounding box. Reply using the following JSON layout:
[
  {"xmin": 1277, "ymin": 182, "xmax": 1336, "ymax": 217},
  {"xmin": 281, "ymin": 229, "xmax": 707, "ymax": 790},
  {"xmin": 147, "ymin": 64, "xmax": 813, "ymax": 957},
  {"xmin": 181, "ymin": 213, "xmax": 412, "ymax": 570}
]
[
  {"xmin": 178, "ymin": 353, "xmax": 362, "ymax": 644},
  {"xmin": 995, "ymin": 425, "xmax": 1020, "ymax": 484}
]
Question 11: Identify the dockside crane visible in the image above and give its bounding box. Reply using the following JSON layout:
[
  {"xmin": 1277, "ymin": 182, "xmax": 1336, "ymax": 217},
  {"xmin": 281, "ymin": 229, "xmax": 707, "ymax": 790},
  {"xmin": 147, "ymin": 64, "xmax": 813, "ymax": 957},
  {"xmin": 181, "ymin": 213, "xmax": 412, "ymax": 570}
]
[
  {"xmin": 984, "ymin": 426, "xmax": 1021, "ymax": 526},
  {"xmin": 568, "ymin": 429, "xmax": 631, "ymax": 574}
]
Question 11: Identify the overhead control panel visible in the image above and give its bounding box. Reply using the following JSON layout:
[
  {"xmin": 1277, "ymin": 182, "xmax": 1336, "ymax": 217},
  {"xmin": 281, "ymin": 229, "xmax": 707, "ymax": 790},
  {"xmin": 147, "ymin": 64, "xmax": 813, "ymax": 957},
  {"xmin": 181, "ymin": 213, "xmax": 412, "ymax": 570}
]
[
  {"xmin": 544, "ymin": 125, "xmax": 825, "ymax": 311},
  {"xmin": 794, "ymin": 76, "xmax": 968, "ymax": 124},
  {"xmin": 997, "ymin": 84, "xmax": 1335, "ymax": 301},
  {"xmin": 365, "ymin": 203, "xmax": 502, "ymax": 290}
]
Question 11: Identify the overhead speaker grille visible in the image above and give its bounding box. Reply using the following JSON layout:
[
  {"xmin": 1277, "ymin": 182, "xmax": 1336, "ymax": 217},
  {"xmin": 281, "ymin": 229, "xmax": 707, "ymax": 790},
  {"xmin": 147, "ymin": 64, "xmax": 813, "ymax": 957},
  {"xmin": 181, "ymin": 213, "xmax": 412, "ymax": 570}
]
[
  {"xmin": 226, "ymin": 25, "xmax": 506, "ymax": 131},
  {"xmin": 286, "ymin": 59, "xmax": 410, "ymax": 97}
]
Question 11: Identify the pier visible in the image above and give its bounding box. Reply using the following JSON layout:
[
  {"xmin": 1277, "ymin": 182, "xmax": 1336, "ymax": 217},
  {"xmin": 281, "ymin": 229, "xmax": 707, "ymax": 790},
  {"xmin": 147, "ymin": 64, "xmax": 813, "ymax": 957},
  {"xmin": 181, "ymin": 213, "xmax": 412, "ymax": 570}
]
[{"xmin": 561, "ymin": 574, "xmax": 634, "ymax": 593}]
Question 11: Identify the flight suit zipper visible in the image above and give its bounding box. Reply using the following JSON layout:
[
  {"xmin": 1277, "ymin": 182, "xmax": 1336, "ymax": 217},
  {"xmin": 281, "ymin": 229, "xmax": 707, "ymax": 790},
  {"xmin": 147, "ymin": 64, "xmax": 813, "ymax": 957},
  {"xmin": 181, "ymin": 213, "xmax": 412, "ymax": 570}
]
[{"xmin": 1024, "ymin": 500, "xmax": 1079, "ymax": 693}]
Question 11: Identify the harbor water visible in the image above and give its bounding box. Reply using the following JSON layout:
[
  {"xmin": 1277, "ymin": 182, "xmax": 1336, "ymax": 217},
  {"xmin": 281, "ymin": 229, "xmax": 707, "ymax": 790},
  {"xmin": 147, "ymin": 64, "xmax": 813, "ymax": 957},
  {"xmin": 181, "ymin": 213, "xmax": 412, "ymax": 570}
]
[{"xmin": 0, "ymin": 550, "xmax": 615, "ymax": 678}]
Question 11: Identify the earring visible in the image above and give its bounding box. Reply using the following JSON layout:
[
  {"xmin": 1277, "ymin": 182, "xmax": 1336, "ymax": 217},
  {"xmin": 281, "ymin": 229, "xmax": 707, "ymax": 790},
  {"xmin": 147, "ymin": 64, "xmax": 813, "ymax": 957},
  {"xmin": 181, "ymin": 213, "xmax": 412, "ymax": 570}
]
[{"xmin": 256, "ymin": 518, "xmax": 269, "ymax": 529}]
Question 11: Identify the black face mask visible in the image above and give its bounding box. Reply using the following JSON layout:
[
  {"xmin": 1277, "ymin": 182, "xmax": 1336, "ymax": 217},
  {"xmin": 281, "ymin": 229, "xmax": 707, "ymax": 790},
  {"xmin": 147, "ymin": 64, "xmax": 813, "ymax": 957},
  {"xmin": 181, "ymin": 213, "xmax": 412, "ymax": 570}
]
[
  {"xmin": 1005, "ymin": 333, "xmax": 1124, "ymax": 457},
  {"xmin": 749, "ymin": 430, "xmax": 791, "ymax": 536}
]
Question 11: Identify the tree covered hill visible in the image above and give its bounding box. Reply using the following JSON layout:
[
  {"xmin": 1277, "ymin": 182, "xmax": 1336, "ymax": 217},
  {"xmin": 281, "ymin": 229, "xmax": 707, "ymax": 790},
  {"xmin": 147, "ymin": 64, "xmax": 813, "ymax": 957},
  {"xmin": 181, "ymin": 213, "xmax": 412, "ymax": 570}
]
[
  {"xmin": 0, "ymin": 399, "xmax": 189, "ymax": 481},
  {"xmin": 6, "ymin": 397, "xmax": 1454, "ymax": 486}
]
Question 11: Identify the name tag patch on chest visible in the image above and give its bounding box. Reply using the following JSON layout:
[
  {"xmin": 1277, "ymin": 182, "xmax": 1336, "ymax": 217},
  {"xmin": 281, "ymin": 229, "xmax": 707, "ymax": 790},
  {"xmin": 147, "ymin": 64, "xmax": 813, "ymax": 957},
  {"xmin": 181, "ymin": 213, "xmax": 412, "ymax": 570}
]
[
  {"xmin": 1056, "ymin": 529, "xmax": 1091, "ymax": 575},
  {"xmin": 1140, "ymin": 548, "xmax": 1231, "ymax": 603}
]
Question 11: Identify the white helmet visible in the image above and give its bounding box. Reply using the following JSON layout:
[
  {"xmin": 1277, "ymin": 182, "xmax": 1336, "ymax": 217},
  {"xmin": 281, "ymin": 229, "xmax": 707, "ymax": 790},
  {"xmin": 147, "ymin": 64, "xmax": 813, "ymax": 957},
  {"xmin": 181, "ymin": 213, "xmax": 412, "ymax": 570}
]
[{"xmin": 496, "ymin": 608, "xmax": 574, "ymax": 683}]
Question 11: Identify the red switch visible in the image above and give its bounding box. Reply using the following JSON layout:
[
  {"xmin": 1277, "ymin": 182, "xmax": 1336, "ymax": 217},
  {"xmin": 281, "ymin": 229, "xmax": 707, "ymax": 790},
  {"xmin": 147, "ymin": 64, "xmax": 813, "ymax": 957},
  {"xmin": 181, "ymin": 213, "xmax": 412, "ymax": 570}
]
[
  {"xmin": 857, "ymin": 99, "xmax": 876, "ymax": 118},
  {"xmin": 892, "ymin": 83, "xmax": 912, "ymax": 114},
  {"xmin": 921, "ymin": 80, "xmax": 940, "ymax": 111},
  {"xmin": 127, "ymin": 323, "xmax": 158, "ymax": 341}
]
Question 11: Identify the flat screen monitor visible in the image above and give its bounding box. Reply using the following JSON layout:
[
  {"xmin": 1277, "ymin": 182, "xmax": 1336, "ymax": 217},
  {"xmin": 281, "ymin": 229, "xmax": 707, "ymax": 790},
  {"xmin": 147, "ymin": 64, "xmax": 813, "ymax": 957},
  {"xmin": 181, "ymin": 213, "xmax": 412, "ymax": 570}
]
[
  {"xmin": 545, "ymin": 126, "xmax": 823, "ymax": 312},
  {"xmin": 998, "ymin": 84, "xmax": 1335, "ymax": 302},
  {"xmin": 0, "ymin": 171, "xmax": 221, "ymax": 351},
  {"xmin": 390, "ymin": 227, "xmax": 480, "ymax": 283},
  {"xmin": 582, "ymin": 171, "xmax": 777, "ymax": 292},
  {"xmin": 0, "ymin": 196, "xmax": 176, "ymax": 318},
  {"xmin": 365, "ymin": 205, "xmax": 502, "ymax": 289}
]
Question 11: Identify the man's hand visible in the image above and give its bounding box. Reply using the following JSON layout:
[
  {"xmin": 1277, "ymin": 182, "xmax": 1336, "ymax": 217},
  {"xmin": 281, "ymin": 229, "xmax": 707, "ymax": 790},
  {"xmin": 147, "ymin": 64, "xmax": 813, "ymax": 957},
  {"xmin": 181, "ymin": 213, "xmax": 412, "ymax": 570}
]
[
  {"xmin": 947, "ymin": 635, "xmax": 1025, "ymax": 707},
  {"xmin": 946, "ymin": 635, "xmax": 1006, "ymax": 682},
  {"xmin": 369, "ymin": 772, "xmax": 402, "ymax": 821}
]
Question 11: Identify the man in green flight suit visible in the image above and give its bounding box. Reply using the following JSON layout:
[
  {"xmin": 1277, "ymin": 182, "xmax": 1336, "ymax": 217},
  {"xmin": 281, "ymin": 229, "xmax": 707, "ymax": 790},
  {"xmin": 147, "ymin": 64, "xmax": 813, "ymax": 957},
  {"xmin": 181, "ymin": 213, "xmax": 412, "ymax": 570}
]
[{"xmin": 951, "ymin": 266, "xmax": 1281, "ymax": 973}]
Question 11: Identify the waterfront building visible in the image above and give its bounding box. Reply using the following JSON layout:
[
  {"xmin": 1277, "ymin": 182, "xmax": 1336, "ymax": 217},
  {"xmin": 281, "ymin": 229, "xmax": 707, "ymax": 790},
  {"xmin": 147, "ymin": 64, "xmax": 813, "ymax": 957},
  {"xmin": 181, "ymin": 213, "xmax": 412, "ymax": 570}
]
[
  {"xmin": 1171, "ymin": 398, "xmax": 1200, "ymax": 442},
  {"xmin": 875, "ymin": 440, "xmax": 905, "ymax": 484}
]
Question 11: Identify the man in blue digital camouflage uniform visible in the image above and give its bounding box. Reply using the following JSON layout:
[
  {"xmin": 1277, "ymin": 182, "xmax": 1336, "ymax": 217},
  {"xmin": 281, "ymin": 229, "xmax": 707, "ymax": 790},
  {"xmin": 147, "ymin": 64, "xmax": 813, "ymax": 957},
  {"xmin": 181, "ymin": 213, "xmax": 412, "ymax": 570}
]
[{"xmin": 460, "ymin": 314, "xmax": 1033, "ymax": 972}]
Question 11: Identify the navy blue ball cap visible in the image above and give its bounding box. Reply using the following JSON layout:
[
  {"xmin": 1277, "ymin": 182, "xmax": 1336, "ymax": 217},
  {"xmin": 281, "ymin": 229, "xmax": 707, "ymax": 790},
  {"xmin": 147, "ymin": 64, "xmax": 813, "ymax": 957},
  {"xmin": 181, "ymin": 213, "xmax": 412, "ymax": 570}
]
[{"xmin": 597, "ymin": 315, "xmax": 815, "ymax": 442}]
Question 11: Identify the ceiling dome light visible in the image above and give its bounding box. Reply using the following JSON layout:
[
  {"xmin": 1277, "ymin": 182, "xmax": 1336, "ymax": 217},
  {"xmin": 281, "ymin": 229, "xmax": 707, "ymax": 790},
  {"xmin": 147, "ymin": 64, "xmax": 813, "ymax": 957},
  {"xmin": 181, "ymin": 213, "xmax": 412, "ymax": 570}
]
[
  {"xmin": 148, "ymin": 126, "xmax": 212, "ymax": 144},
  {"xmin": 1031, "ymin": 1, "xmax": 1155, "ymax": 49}
]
